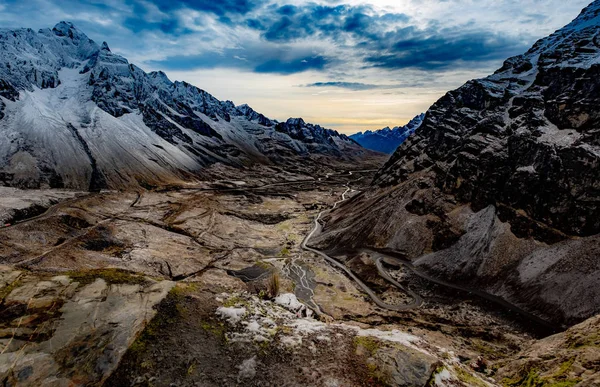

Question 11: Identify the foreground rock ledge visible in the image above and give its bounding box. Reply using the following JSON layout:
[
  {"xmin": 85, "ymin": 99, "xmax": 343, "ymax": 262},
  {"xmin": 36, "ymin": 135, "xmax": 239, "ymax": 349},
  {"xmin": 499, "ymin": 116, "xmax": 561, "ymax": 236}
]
[{"xmin": 0, "ymin": 266, "xmax": 174, "ymax": 386}]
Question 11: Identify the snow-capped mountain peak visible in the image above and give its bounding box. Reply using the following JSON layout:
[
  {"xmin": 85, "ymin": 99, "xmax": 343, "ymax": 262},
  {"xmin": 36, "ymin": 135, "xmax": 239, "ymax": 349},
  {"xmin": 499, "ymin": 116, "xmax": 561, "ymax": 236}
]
[
  {"xmin": 0, "ymin": 22, "xmax": 369, "ymax": 190},
  {"xmin": 350, "ymin": 113, "xmax": 425, "ymax": 154}
]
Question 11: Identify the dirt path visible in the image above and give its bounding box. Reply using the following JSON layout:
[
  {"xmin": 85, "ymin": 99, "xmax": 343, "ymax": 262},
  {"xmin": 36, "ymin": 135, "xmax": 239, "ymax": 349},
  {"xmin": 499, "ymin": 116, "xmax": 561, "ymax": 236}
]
[{"xmin": 301, "ymin": 178, "xmax": 422, "ymax": 312}]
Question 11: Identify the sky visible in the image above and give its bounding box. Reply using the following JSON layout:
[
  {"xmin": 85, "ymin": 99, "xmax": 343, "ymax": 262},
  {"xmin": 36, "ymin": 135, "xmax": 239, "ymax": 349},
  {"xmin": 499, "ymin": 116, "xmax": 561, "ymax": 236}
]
[{"xmin": 0, "ymin": 0, "xmax": 592, "ymax": 133}]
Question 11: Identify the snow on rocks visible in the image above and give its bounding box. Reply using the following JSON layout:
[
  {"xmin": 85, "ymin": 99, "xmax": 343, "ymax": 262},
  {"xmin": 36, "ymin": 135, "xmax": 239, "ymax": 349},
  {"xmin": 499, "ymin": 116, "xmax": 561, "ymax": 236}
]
[
  {"xmin": 274, "ymin": 293, "xmax": 314, "ymax": 318},
  {"xmin": 354, "ymin": 328, "xmax": 421, "ymax": 350},
  {"xmin": 213, "ymin": 292, "xmax": 493, "ymax": 385},
  {"xmin": 237, "ymin": 356, "xmax": 257, "ymax": 382},
  {"xmin": 216, "ymin": 292, "xmax": 423, "ymax": 351},
  {"xmin": 0, "ymin": 22, "xmax": 365, "ymax": 190},
  {"xmin": 274, "ymin": 293, "xmax": 303, "ymax": 310},
  {"xmin": 215, "ymin": 306, "xmax": 247, "ymax": 324}
]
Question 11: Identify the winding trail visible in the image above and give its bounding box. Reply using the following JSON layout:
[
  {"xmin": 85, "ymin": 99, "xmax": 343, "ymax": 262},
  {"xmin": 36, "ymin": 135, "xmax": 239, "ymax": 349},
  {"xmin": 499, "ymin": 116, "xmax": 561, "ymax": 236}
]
[
  {"xmin": 367, "ymin": 249, "xmax": 559, "ymax": 332},
  {"xmin": 374, "ymin": 257, "xmax": 423, "ymax": 307},
  {"xmin": 301, "ymin": 175, "xmax": 422, "ymax": 312},
  {"xmin": 300, "ymin": 171, "xmax": 559, "ymax": 331}
]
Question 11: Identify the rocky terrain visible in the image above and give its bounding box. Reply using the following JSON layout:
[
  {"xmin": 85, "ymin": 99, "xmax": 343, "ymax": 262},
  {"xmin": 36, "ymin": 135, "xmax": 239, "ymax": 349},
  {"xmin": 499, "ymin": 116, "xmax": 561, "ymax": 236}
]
[
  {"xmin": 1, "ymin": 2, "xmax": 599, "ymax": 387},
  {"xmin": 312, "ymin": 0, "xmax": 600, "ymax": 332},
  {"xmin": 3, "ymin": 160, "xmax": 596, "ymax": 387},
  {"xmin": 0, "ymin": 22, "xmax": 371, "ymax": 191},
  {"xmin": 350, "ymin": 114, "xmax": 425, "ymax": 154}
]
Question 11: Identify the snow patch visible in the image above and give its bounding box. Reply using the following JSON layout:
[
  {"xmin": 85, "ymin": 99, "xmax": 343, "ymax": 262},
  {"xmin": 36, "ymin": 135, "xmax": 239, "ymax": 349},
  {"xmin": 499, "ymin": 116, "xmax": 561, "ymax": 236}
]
[
  {"xmin": 237, "ymin": 357, "xmax": 257, "ymax": 381},
  {"xmin": 354, "ymin": 328, "xmax": 420, "ymax": 348},
  {"xmin": 274, "ymin": 293, "xmax": 303, "ymax": 311},
  {"xmin": 245, "ymin": 320, "xmax": 261, "ymax": 334},
  {"xmin": 432, "ymin": 368, "xmax": 453, "ymax": 386},
  {"xmin": 216, "ymin": 306, "xmax": 246, "ymax": 324},
  {"xmin": 516, "ymin": 165, "xmax": 536, "ymax": 174}
]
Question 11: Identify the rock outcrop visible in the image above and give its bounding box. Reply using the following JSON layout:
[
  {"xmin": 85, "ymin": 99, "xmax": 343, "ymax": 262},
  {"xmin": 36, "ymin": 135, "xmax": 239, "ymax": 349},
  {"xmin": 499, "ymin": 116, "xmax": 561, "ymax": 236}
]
[
  {"xmin": 496, "ymin": 314, "xmax": 600, "ymax": 386},
  {"xmin": 0, "ymin": 266, "xmax": 174, "ymax": 386},
  {"xmin": 375, "ymin": 3, "xmax": 600, "ymax": 237}
]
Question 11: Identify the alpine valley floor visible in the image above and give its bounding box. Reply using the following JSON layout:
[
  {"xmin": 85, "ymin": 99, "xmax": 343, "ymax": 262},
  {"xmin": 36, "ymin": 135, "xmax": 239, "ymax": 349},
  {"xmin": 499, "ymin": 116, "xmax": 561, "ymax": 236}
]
[{"xmin": 1, "ymin": 157, "xmax": 598, "ymax": 387}]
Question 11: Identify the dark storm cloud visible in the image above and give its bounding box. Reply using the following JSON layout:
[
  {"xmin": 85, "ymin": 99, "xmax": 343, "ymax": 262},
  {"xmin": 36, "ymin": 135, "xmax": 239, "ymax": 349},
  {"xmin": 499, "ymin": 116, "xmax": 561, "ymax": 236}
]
[
  {"xmin": 255, "ymin": 56, "xmax": 327, "ymax": 74},
  {"xmin": 0, "ymin": 0, "xmax": 532, "ymax": 74},
  {"xmin": 148, "ymin": 47, "xmax": 329, "ymax": 75},
  {"xmin": 253, "ymin": 3, "xmax": 526, "ymax": 71},
  {"xmin": 364, "ymin": 31, "xmax": 528, "ymax": 70},
  {"xmin": 145, "ymin": 0, "xmax": 257, "ymax": 16},
  {"xmin": 260, "ymin": 4, "xmax": 409, "ymax": 43}
]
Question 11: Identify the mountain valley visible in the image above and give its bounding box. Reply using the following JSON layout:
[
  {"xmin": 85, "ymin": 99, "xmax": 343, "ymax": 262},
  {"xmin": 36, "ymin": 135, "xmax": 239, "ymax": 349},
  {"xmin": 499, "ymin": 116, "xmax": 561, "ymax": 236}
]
[{"xmin": 0, "ymin": 2, "xmax": 599, "ymax": 386}]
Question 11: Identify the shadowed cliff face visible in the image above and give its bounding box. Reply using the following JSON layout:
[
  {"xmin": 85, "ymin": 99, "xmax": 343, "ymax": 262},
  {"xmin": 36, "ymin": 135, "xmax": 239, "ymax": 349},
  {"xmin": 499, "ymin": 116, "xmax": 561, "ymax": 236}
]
[
  {"xmin": 314, "ymin": 1, "xmax": 600, "ymax": 327},
  {"xmin": 375, "ymin": 2, "xmax": 600, "ymax": 237}
]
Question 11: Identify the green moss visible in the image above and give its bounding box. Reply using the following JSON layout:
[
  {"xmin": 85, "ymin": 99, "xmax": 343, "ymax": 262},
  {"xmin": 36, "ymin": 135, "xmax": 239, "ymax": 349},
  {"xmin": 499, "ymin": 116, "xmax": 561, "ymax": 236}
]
[
  {"xmin": 354, "ymin": 336, "xmax": 381, "ymax": 356},
  {"xmin": 366, "ymin": 362, "xmax": 378, "ymax": 374},
  {"xmin": 455, "ymin": 367, "xmax": 488, "ymax": 387},
  {"xmin": 170, "ymin": 282, "xmax": 198, "ymax": 297},
  {"xmin": 456, "ymin": 177, "xmax": 463, "ymax": 189},
  {"xmin": 502, "ymin": 362, "xmax": 583, "ymax": 387},
  {"xmin": 472, "ymin": 339, "xmax": 506, "ymax": 359},
  {"xmin": 280, "ymin": 247, "xmax": 290, "ymax": 257},
  {"xmin": 553, "ymin": 359, "xmax": 575, "ymax": 378},
  {"xmin": 0, "ymin": 278, "xmax": 22, "ymax": 302},
  {"xmin": 200, "ymin": 320, "xmax": 226, "ymax": 339},
  {"xmin": 427, "ymin": 366, "xmax": 446, "ymax": 386},
  {"xmin": 502, "ymin": 368, "xmax": 543, "ymax": 387},
  {"xmin": 276, "ymin": 222, "xmax": 291, "ymax": 232},
  {"xmin": 545, "ymin": 381, "xmax": 581, "ymax": 387},
  {"xmin": 223, "ymin": 295, "xmax": 245, "ymax": 307},
  {"xmin": 567, "ymin": 332, "xmax": 600, "ymax": 349},
  {"xmin": 187, "ymin": 362, "xmax": 196, "ymax": 377},
  {"xmin": 256, "ymin": 261, "xmax": 272, "ymax": 270},
  {"xmin": 140, "ymin": 360, "xmax": 153, "ymax": 370},
  {"xmin": 67, "ymin": 268, "xmax": 149, "ymax": 287}
]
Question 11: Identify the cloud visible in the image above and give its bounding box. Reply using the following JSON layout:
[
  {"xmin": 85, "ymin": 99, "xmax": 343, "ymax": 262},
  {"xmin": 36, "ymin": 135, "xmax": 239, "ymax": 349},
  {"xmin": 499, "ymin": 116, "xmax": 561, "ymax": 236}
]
[
  {"xmin": 255, "ymin": 55, "xmax": 327, "ymax": 74},
  {"xmin": 259, "ymin": 4, "xmax": 410, "ymax": 43},
  {"xmin": 364, "ymin": 31, "xmax": 530, "ymax": 70},
  {"xmin": 0, "ymin": 0, "xmax": 591, "ymax": 133},
  {"xmin": 0, "ymin": 0, "xmax": 576, "ymax": 76},
  {"xmin": 127, "ymin": 0, "xmax": 534, "ymax": 77},
  {"xmin": 144, "ymin": 0, "xmax": 257, "ymax": 16},
  {"xmin": 147, "ymin": 47, "xmax": 329, "ymax": 75},
  {"xmin": 250, "ymin": 3, "xmax": 529, "ymax": 71},
  {"xmin": 303, "ymin": 82, "xmax": 402, "ymax": 91}
]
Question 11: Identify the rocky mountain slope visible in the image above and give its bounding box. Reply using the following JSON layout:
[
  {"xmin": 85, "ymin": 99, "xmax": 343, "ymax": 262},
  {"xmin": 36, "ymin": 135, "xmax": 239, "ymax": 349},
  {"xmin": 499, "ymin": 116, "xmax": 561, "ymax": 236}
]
[
  {"xmin": 0, "ymin": 22, "xmax": 367, "ymax": 191},
  {"xmin": 313, "ymin": 1, "xmax": 600, "ymax": 328},
  {"xmin": 350, "ymin": 113, "xmax": 424, "ymax": 154},
  {"xmin": 496, "ymin": 314, "xmax": 600, "ymax": 386}
]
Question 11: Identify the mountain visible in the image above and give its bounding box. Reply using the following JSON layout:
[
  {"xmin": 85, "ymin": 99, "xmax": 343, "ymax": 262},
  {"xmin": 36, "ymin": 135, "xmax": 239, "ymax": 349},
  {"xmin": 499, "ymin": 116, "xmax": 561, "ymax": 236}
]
[
  {"xmin": 350, "ymin": 113, "xmax": 425, "ymax": 154},
  {"xmin": 312, "ymin": 1, "xmax": 600, "ymax": 327},
  {"xmin": 0, "ymin": 22, "xmax": 367, "ymax": 191}
]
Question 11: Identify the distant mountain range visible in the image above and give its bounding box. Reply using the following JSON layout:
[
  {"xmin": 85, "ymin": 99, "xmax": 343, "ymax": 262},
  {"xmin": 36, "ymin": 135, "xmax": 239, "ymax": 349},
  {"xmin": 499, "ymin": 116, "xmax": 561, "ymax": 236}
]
[
  {"xmin": 350, "ymin": 113, "xmax": 425, "ymax": 154},
  {"xmin": 0, "ymin": 22, "xmax": 368, "ymax": 190}
]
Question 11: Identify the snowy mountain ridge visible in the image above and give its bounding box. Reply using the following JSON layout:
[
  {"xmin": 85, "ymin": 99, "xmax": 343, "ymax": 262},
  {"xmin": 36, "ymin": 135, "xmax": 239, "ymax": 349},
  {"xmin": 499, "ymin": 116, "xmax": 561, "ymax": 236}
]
[
  {"xmin": 350, "ymin": 113, "xmax": 425, "ymax": 154},
  {"xmin": 0, "ymin": 22, "xmax": 364, "ymax": 190}
]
